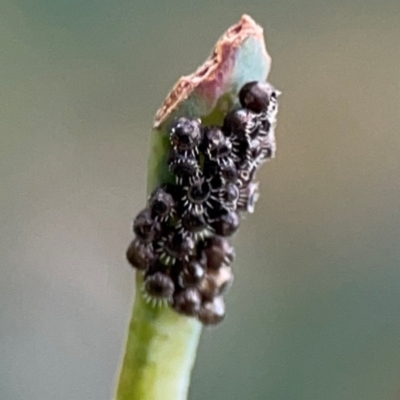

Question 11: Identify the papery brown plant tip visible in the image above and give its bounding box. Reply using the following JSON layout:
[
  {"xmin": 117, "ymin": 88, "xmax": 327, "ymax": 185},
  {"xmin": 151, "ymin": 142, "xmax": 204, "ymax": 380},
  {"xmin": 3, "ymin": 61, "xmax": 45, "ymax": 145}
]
[{"xmin": 153, "ymin": 14, "xmax": 270, "ymax": 128}]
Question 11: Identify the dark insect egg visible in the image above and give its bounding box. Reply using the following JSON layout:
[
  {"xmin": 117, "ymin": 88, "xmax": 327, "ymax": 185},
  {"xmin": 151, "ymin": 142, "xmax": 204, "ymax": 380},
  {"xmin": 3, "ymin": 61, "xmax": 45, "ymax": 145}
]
[
  {"xmin": 126, "ymin": 238, "xmax": 154, "ymax": 271},
  {"xmin": 156, "ymin": 183, "xmax": 184, "ymax": 202},
  {"xmin": 149, "ymin": 187, "xmax": 175, "ymax": 221},
  {"xmin": 183, "ymin": 179, "xmax": 213, "ymax": 215},
  {"xmin": 200, "ymin": 126, "xmax": 222, "ymax": 151},
  {"xmin": 231, "ymin": 138, "xmax": 249, "ymax": 165},
  {"xmin": 223, "ymin": 108, "xmax": 258, "ymax": 141},
  {"xmin": 209, "ymin": 209, "xmax": 240, "ymax": 237},
  {"xmin": 198, "ymin": 296, "xmax": 226, "ymax": 326},
  {"xmin": 144, "ymin": 272, "xmax": 175, "ymax": 303},
  {"xmin": 198, "ymin": 274, "xmax": 220, "ymax": 300},
  {"xmin": 157, "ymin": 232, "xmax": 196, "ymax": 265},
  {"xmin": 209, "ymin": 265, "xmax": 234, "ymax": 295},
  {"xmin": 208, "ymin": 174, "xmax": 223, "ymax": 191},
  {"xmin": 203, "ymin": 158, "xmax": 220, "ymax": 181},
  {"xmin": 258, "ymin": 136, "xmax": 275, "ymax": 162},
  {"xmin": 257, "ymin": 115, "xmax": 271, "ymax": 138},
  {"xmin": 196, "ymin": 245, "xmax": 208, "ymax": 267},
  {"xmin": 201, "ymin": 127, "xmax": 233, "ymax": 162},
  {"xmin": 219, "ymin": 159, "xmax": 238, "ymax": 183},
  {"xmin": 188, "ymin": 180, "xmax": 211, "ymax": 203},
  {"xmin": 246, "ymin": 137, "xmax": 265, "ymax": 163},
  {"xmin": 199, "ymin": 236, "xmax": 235, "ymax": 270},
  {"xmin": 154, "ymin": 219, "xmax": 176, "ymax": 243},
  {"xmin": 168, "ymin": 149, "xmax": 200, "ymax": 183},
  {"xmin": 179, "ymin": 212, "xmax": 209, "ymax": 238},
  {"xmin": 199, "ymin": 265, "xmax": 234, "ymax": 300},
  {"xmin": 133, "ymin": 209, "xmax": 159, "ymax": 243},
  {"xmin": 204, "ymin": 158, "xmax": 237, "ymax": 184},
  {"xmin": 170, "ymin": 117, "xmax": 202, "ymax": 152},
  {"xmin": 145, "ymin": 258, "xmax": 169, "ymax": 276},
  {"xmin": 237, "ymin": 181, "xmax": 260, "ymax": 214},
  {"xmin": 237, "ymin": 160, "xmax": 257, "ymax": 187},
  {"xmin": 204, "ymin": 198, "xmax": 226, "ymax": 222},
  {"xmin": 173, "ymin": 288, "xmax": 202, "ymax": 317},
  {"xmin": 219, "ymin": 182, "xmax": 239, "ymax": 210},
  {"xmin": 239, "ymin": 81, "xmax": 277, "ymax": 114},
  {"xmin": 178, "ymin": 258, "xmax": 206, "ymax": 287},
  {"xmin": 223, "ymin": 108, "xmax": 248, "ymax": 138},
  {"xmin": 243, "ymin": 134, "xmax": 275, "ymax": 167}
]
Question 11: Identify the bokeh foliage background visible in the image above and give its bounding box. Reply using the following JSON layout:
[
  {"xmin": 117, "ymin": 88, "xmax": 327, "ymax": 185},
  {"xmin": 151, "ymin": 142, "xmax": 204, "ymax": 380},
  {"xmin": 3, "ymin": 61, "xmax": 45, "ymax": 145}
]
[{"xmin": 1, "ymin": 0, "xmax": 400, "ymax": 399}]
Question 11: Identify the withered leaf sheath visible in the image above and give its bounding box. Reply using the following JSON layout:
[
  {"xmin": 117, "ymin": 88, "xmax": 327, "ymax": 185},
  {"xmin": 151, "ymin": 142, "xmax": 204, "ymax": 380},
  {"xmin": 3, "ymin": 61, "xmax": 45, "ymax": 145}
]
[{"xmin": 126, "ymin": 80, "xmax": 279, "ymax": 325}]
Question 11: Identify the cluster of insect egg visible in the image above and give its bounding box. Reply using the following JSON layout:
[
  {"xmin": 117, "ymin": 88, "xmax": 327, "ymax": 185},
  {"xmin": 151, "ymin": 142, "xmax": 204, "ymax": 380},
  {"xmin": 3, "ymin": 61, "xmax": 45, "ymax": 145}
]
[{"xmin": 126, "ymin": 81, "xmax": 279, "ymax": 325}]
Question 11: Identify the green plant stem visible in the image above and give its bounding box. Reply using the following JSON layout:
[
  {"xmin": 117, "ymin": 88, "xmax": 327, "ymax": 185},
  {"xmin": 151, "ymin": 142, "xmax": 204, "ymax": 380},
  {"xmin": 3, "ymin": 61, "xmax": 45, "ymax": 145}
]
[
  {"xmin": 115, "ymin": 14, "xmax": 271, "ymax": 400},
  {"xmin": 115, "ymin": 274, "xmax": 202, "ymax": 400}
]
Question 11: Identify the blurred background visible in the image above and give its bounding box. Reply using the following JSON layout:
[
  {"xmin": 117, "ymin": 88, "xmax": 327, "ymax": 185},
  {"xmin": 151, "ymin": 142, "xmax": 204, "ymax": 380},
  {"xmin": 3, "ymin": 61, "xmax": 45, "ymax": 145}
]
[{"xmin": 1, "ymin": 0, "xmax": 400, "ymax": 399}]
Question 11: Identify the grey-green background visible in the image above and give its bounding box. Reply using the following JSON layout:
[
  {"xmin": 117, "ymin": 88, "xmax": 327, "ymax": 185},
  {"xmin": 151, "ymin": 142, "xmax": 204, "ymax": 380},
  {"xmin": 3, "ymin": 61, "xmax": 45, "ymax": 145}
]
[{"xmin": 1, "ymin": 0, "xmax": 400, "ymax": 399}]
